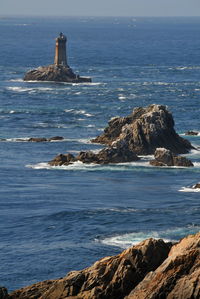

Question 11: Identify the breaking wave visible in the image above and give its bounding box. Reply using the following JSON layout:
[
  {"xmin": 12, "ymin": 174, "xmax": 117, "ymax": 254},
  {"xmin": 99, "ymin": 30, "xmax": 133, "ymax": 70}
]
[{"xmin": 99, "ymin": 226, "xmax": 200, "ymax": 248}]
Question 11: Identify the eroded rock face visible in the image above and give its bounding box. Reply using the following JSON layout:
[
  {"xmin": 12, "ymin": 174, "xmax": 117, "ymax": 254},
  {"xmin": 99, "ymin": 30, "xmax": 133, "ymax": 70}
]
[
  {"xmin": 150, "ymin": 148, "xmax": 194, "ymax": 167},
  {"xmin": 9, "ymin": 238, "xmax": 171, "ymax": 299},
  {"xmin": 24, "ymin": 65, "xmax": 91, "ymax": 83},
  {"xmin": 92, "ymin": 105, "xmax": 194, "ymax": 155},
  {"xmin": 126, "ymin": 232, "xmax": 200, "ymax": 299}
]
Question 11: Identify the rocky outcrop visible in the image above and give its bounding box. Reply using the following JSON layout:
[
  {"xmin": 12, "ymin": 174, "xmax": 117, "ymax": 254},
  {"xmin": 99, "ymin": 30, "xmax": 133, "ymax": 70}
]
[
  {"xmin": 92, "ymin": 105, "xmax": 194, "ymax": 155},
  {"xmin": 24, "ymin": 65, "xmax": 91, "ymax": 83},
  {"xmin": 9, "ymin": 239, "xmax": 171, "ymax": 299},
  {"xmin": 150, "ymin": 148, "xmax": 194, "ymax": 167},
  {"xmin": 126, "ymin": 232, "xmax": 200, "ymax": 299},
  {"xmin": 49, "ymin": 105, "xmax": 195, "ymax": 166},
  {"xmin": 48, "ymin": 146, "xmax": 140, "ymax": 166}
]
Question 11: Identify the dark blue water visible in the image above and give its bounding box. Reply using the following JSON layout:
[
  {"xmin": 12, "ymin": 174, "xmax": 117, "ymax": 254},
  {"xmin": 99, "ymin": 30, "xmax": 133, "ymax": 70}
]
[{"xmin": 0, "ymin": 16, "xmax": 200, "ymax": 291}]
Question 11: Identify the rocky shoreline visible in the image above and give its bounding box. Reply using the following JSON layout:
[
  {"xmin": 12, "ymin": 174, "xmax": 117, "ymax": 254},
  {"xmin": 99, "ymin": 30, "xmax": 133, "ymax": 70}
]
[{"xmin": 2, "ymin": 232, "xmax": 199, "ymax": 299}]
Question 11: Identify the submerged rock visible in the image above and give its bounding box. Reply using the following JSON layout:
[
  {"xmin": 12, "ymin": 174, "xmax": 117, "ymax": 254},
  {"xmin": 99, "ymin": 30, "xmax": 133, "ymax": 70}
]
[
  {"xmin": 24, "ymin": 64, "xmax": 91, "ymax": 83},
  {"xmin": 92, "ymin": 104, "xmax": 194, "ymax": 155},
  {"xmin": 25, "ymin": 137, "xmax": 64, "ymax": 142},
  {"xmin": 126, "ymin": 232, "xmax": 200, "ymax": 299},
  {"xmin": 185, "ymin": 131, "xmax": 199, "ymax": 136},
  {"xmin": 9, "ymin": 239, "xmax": 171, "ymax": 299},
  {"xmin": 150, "ymin": 148, "xmax": 194, "ymax": 167}
]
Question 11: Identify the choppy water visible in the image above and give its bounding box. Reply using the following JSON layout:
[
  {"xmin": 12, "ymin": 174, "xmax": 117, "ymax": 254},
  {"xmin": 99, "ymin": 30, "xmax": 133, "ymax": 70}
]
[{"xmin": 0, "ymin": 16, "xmax": 200, "ymax": 291}]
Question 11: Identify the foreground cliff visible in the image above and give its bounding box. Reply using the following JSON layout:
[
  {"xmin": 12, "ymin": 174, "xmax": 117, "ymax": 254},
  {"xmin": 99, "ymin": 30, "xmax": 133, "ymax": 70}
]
[{"xmin": 6, "ymin": 232, "xmax": 200, "ymax": 299}]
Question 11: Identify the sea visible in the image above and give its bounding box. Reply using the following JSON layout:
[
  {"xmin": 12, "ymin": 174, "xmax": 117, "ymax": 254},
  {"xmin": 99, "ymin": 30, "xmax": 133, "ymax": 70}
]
[{"xmin": 0, "ymin": 16, "xmax": 200, "ymax": 291}]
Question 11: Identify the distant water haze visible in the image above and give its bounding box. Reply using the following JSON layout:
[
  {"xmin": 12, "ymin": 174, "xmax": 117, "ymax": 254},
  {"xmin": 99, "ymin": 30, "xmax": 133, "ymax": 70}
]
[{"xmin": 1, "ymin": 0, "xmax": 200, "ymax": 17}]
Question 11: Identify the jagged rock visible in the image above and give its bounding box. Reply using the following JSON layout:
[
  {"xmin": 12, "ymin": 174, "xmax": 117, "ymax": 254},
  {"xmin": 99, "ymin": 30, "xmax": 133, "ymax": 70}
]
[
  {"xmin": 92, "ymin": 105, "xmax": 194, "ymax": 155},
  {"xmin": 150, "ymin": 148, "xmax": 194, "ymax": 167},
  {"xmin": 0, "ymin": 287, "xmax": 8, "ymax": 299},
  {"xmin": 24, "ymin": 65, "xmax": 91, "ymax": 83},
  {"xmin": 126, "ymin": 232, "xmax": 200, "ymax": 299},
  {"xmin": 185, "ymin": 131, "xmax": 199, "ymax": 136},
  {"xmin": 48, "ymin": 153, "xmax": 76, "ymax": 166},
  {"xmin": 9, "ymin": 238, "xmax": 171, "ymax": 299},
  {"xmin": 49, "ymin": 146, "xmax": 140, "ymax": 166}
]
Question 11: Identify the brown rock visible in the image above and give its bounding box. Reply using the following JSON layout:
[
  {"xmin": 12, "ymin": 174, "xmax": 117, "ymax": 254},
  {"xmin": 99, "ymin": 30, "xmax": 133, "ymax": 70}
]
[
  {"xmin": 92, "ymin": 105, "xmax": 194, "ymax": 155},
  {"xmin": 27, "ymin": 137, "xmax": 64, "ymax": 142},
  {"xmin": 28, "ymin": 137, "xmax": 48, "ymax": 142},
  {"xmin": 49, "ymin": 146, "xmax": 140, "ymax": 166},
  {"xmin": 48, "ymin": 153, "xmax": 75, "ymax": 166},
  {"xmin": 24, "ymin": 65, "xmax": 91, "ymax": 83},
  {"xmin": 126, "ymin": 232, "xmax": 200, "ymax": 299},
  {"xmin": 150, "ymin": 148, "xmax": 194, "ymax": 167},
  {"xmin": 48, "ymin": 136, "xmax": 64, "ymax": 141},
  {"xmin": 9, "ymin": 239, "xmax": 171, "ymax": 299},
  {"xmin": 185, "ymin": 131, "xmax": 199, "ymax": 136},
  {"xmin": 96, "ymin": 146, "xmax": 140, "ymax": 164},
  {"xmin": 76, "ymin": 151, "xmax": 100, "ymax": 164},
  {"xmin": 193, "ymin": 183, "xmax": 200, "ymax": 189}
]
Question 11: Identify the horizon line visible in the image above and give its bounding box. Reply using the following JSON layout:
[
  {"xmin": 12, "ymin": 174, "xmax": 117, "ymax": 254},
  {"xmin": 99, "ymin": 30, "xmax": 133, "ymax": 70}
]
[{"xmin": 1, "ymin": 14, "xmax": 200, "ymax": 18}]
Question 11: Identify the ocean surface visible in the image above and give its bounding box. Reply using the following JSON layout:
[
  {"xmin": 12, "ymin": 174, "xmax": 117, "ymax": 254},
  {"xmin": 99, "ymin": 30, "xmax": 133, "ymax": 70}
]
[{"xmin": 0, "ymin": 16, "xmax": 200, "ymax": 291}]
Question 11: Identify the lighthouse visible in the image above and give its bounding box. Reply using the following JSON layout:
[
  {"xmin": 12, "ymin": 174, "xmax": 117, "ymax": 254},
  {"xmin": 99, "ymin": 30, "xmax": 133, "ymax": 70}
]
[
  {"xmin": 54, "ymin": 32, "xmax": 67, "ymax": 66},
  {"xmin": 24, "ymin": 32, "xmax": 91, "ymax": 83}
]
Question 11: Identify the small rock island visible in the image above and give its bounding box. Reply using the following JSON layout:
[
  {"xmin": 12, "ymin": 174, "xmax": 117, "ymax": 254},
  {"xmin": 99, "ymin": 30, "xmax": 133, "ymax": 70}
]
[{"xmin": 24, "ymin": 33, "xmax": 91, "ymax": 83}]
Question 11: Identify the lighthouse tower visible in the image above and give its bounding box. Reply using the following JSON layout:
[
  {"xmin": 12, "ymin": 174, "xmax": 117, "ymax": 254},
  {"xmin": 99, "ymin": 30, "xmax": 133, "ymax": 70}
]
[{"xmin": 54, "ymin": 32, "xmax": 67, "ymax": 66}]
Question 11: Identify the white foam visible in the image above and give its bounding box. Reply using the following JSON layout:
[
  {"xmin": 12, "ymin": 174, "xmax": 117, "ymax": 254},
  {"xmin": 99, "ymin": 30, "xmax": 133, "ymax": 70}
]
[
  {"xmin": 99, "ymin": 231, "xmax": 172, "ymax": 249},
  {"xmin": 71, "ymin": 82, "xmax": 103, "ymax": 86},
  {"xmin": 9, "ymin": 79, "xmax": 23, "ymax": 82},
  {"xmin": 179, "ymin": 187, "xmax": 200, "ymax": 193},
  {"xmin": 6, "ymin": 86, "xmax": 55, "ymax": 93},
  {"xmin": 118, "ymin": 96, "xmax": 126, "ymax": 100},
  {"xmin": 4, "ymin": 137, "xmax": 30, "ymax": 142},
  {"xmin": 64, "ymin": 109, "xmax": 94, "ymax": 117},
  {"xmin": 99, "ymin": 226, "xmax": 200, "ymax": 249},
  {"xmin": 193, "ymin": 162, "xmax": 200, "ymax": 167}
]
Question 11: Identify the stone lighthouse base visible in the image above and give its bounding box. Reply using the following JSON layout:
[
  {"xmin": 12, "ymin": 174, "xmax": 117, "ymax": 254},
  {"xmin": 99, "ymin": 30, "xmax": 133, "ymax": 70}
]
[{"xmin": 24, "ymin": 64, "xmax": 91, "ymax": 83}]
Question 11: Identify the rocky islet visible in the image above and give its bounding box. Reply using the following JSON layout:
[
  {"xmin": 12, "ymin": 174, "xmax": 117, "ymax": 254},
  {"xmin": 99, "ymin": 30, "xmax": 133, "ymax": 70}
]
[{"xmin": 49, "ymin": 104, "xmax": 195, "ymax": 167}]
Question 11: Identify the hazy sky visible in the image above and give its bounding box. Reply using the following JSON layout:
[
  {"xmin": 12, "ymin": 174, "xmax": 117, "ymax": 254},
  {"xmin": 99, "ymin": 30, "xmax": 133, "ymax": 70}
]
[{"xmin": 1, "ymin": 0, "xmax": 200, "ymax": 17}]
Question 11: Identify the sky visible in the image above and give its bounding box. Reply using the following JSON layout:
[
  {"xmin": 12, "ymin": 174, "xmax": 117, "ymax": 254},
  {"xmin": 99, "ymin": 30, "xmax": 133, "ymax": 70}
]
[{"xmin": 1, "ymin": 0, "xmax": 200, "ymax": 17}]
